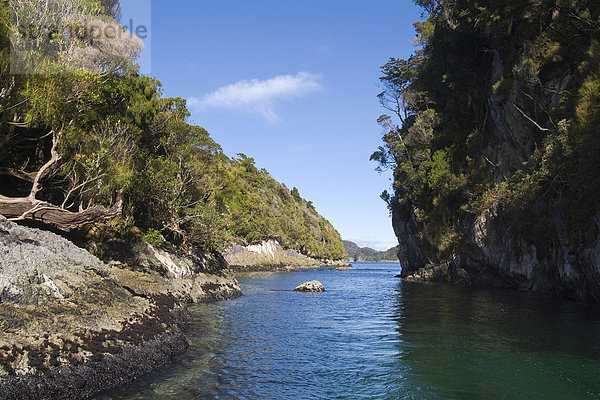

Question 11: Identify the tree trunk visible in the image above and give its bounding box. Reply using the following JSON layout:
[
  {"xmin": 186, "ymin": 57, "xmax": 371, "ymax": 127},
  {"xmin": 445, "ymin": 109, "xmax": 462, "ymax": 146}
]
[
  {"xmin": 0, "ymin": 128, "xmax": 123, "ymax": 231},
  {"xmin": 0, "ymin": 192, "xmax": 123, "ymax": 231}
]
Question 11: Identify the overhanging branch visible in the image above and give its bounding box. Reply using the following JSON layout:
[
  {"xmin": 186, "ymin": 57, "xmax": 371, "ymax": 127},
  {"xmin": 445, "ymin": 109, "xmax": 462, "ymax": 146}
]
[{"xmin": 0, "ymin": 190, "xmax": 123, "ymax": 231}]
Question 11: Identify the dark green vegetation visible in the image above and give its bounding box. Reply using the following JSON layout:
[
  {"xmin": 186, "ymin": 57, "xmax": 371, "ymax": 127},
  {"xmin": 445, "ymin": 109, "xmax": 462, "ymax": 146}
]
[
  {"xmin": 0, "ymin": 0, "xmax": 344, "ymax": 260},
  {"xmin": 374, "ymin": 0, "xmax": 600, "ymax": 266},
  {"xmin": 342, "ymin": 240, "xmax": 399, "ymax": 262}
]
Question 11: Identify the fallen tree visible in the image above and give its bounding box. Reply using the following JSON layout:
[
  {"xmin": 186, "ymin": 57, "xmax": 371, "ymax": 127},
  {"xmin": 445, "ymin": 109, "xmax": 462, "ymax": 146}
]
[
  {"xmin": 0, "ymin": 193, "xmax": 123, "ymax": 231},
  {"xmin": 0, "ymin": 130, "xmax": 123, "ymax": 231}
]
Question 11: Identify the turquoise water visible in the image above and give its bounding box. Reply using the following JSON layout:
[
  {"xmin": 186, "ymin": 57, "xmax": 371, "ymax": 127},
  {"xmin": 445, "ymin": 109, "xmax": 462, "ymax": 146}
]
[{"xmin": 101, "ymin": 263, "xmax": 600, "ymax": 399}]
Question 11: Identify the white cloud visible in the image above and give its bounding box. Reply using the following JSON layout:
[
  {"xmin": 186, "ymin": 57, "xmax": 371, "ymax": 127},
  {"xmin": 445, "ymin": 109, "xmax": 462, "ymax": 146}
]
[
  {"xmin": 186, "ymin": 61, "xmax": 197, "ymax": 71},
  {"xmin": 188, "ymin": 72, "xmax": 322, "ymax": 123},
  {"xmin": 317, "ymin": 45, "xmax": 330, "ymax": 54}
]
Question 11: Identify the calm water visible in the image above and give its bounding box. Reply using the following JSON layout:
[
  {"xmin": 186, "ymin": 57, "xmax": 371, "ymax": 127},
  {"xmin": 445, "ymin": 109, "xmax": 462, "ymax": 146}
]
[{"xmin": 101, "ymin": 262, "xmax": 600, "ymax": 399}]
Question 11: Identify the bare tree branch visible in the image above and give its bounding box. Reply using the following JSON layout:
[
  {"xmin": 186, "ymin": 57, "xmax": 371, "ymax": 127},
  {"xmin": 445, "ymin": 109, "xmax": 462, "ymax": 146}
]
[
  {"xmin": 28, "ymin": 130, "xmax": 61, "ymax": 201},
  {"xmin": 0, "ymin": 190, "xmax": 123, "ymax": 231},
  {"xmin": 512, "ymin": 103, "xmax": 552, "ymax": 132}
]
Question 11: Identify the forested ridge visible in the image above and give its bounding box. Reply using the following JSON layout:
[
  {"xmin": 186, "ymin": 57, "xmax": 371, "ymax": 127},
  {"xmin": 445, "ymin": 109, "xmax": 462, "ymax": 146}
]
[
  {"xmin": 375, "ymin": 0, "xmax": 600, "ymax": 299},
  {"xmin": 342, "ymin": 240, "xmax": 399, "ymax": 262},
  {"xmin": 0, "ymin": 0, "xmax": 344, "ymax": 260}
]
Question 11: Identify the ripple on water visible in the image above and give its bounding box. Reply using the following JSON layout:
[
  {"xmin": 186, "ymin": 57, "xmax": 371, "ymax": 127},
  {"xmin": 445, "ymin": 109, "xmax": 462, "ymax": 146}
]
[{"xmin": 99, "ymin": 263, "xmax": 600, "ymax": 400}]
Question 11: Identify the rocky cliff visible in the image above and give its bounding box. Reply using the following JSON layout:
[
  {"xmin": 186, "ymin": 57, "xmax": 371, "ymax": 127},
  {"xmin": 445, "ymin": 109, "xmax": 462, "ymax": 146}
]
[
  {"xmin": 379, "ymin": 1, "xmax": 600, "ymax": 302},
  {"xmin": 224, "ymin": 239, "xmax": 348, "ymax": 271},
  {"xmin": 402, "ymin": 207, "xmax": 600, "ymax": 301},
  {"xmin": 0, "ymin": 216, "xmax": 240, "ymax": 399}
]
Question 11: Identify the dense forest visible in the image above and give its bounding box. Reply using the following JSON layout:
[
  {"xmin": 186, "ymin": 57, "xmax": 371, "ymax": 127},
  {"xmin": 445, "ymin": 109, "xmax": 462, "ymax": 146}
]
[
  {"xmin": 0, "ymin": 0, "xmax": 344, "ymax": 260},
  {"xmin": 374, "ymin": 0, "xmax": 600, "ymax": 299},
  {"xmin": 342, "ymin": 240, "xmax": 399, "ymax": 262}
]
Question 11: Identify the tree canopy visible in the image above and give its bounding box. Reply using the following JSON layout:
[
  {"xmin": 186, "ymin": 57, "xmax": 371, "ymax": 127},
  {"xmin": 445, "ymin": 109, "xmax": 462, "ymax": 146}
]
[
  {"xmin": 0, "ymin": 0, "xmax": 345, "ymax": 260},
  {"xmin": 374, "ymin": 0, "xmax": 600, "ymax": 262}
]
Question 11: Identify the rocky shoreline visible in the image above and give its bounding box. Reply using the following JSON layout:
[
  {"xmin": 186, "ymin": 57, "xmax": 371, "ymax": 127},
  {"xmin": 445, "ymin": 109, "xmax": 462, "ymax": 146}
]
[
  {"xmin": 0, "ymin": 220, "xmax": 349, "ymax": 398},
  {"xmin": 395, "ymin": 204, "xmax": 600, "ymax": 302},
  {"xmin": 0, "ymin": 216, "xmax": 240, "ymax": 400},
  {"xmin": 224, "ymin": 239, "xmax": 349, "ymax": 272}
]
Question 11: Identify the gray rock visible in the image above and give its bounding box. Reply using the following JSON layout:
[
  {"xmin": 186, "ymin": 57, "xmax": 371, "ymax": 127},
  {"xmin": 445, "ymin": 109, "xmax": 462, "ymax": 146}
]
[
  {"xmin": 0, "ymin": 215, "xmax": 241, "ymax": 399},
  {"xmin": 293, "ymin": 280, "xmax": 325, "ymax": 292},
  {"xmin": 224, "ymin": 239, "xmax": 349, "ymax": 271}
]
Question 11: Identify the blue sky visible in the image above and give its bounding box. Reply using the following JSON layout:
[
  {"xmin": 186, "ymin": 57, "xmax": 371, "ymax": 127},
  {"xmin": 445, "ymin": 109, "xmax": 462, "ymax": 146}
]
[{"xmin": 122, "ymin": 0, "xmax": 422, "ymax": 251}]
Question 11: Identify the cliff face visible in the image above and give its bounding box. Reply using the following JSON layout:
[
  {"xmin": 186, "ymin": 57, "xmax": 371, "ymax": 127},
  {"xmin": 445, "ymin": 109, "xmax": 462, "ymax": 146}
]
[
  {"xmin": 224, "ymin": 239, "xmax": 348, "ymax": 271},
  {"xmin": 448, "ymin": 206, "xmax": 600, "ymax": 300},
  {"xmin": 384, "ymin": 1, "xmax": 600, "ymax": 302},
  {"xmin": 392, "ymin": 196, "xmax": 430, "ymax": 270},
  {"xmin": 400, "ymin": 47, "xmax": 600, "ymax": 301},
  {"xmin": 0, "ymin": 216, "xmax": 240, "ymax": 399}
]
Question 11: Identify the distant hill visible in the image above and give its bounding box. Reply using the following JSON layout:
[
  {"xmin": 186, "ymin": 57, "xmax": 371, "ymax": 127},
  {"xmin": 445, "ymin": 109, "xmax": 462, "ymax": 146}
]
[{"xmin": 342, "ymin": 240, "xmax": 399, "ymax": 262}]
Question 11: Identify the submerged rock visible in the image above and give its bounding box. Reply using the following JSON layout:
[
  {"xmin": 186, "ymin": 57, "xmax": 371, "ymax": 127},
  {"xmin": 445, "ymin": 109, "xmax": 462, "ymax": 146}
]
[{"xmin": 293, "ymin": 280, "xmax": 325, "ymax": 292}]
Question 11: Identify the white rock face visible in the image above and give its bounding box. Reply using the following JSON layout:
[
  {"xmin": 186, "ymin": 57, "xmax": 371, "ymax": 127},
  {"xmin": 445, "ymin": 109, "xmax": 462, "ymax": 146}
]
[
  {"xmin": 293, "ymin": 280, "xmax": 325, "ymax": 293},
  {"xmin": 223, "ymin": 240, "xmax": 348, "ymax": 271},
  {"xmin": 151, "ymin": 244, "xmax": 191, "ymax": 279},
  {"xmin": 246, "ymin": 240, "xmax": 279, "ymax": 258},
  {"xmin": 41, "ymin": 273, "xmax": 64, "ymax": 299}
]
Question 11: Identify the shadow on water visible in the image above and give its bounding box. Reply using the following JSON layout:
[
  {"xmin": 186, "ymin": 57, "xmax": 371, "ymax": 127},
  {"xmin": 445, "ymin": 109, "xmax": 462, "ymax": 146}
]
[{"xmin": 392, "ymin": 281, "xmax": 600, "ymax": 399}]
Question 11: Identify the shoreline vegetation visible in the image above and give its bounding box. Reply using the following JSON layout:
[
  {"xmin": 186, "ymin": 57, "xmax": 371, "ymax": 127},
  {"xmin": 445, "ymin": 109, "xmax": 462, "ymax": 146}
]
[
  {"xmin": 2, "ymin": 0, "xmax": 599, "ymax": 397},
  {"xmin": 374, "ymin": 0, "xmax": 600, "ymax": 302},
  {"xmin": 225, "ymin": 239, "xmax": 350, "ymax": 272},
  {"xmin": 0, "ymin": 0, "xmax": 346, "ymax": 261},
  {"xmin": 0, "ymin": 0, "xmax": 348, "ymax": 397},
  {"xmin": 342, "ymin": 240, "xmax": 400, "ymax": 263}
]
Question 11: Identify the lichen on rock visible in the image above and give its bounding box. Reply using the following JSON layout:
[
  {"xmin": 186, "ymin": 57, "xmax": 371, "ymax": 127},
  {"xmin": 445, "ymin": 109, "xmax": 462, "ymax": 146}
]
[{"xmin": 0, "ymin": 216, "xmax": 240, "ymax": 399}]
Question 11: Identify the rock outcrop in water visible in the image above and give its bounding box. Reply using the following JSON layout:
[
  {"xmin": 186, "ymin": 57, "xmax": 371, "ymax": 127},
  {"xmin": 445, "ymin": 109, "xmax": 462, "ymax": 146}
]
[
  {"xmin": 224, "ymin": 239, "xmax": 349, "ymax": 271},
  {"xmin": 293, "ymin": 280, "xmax": 325, "ymax": 292},
  {"xmin": 0, "ymin": 216, "xmax": 240, "ymax": 399},
  {"xmin": 392, "ymin": 47, "xmax": 600, "ymax": 299}
]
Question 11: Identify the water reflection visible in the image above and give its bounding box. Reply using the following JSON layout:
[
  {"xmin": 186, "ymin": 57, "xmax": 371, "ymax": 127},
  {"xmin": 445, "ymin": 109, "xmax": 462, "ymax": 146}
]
[
  {"xmin": 101, "ymin": 265, "xmax": 406, "ymax": 399},
  {"xmin": 394, "ymin": 281, "xmax": 600, "ymax": 399},
  {"xmin": 99, "ymin": 264, "xmax": 600, "ymax": 399}
]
